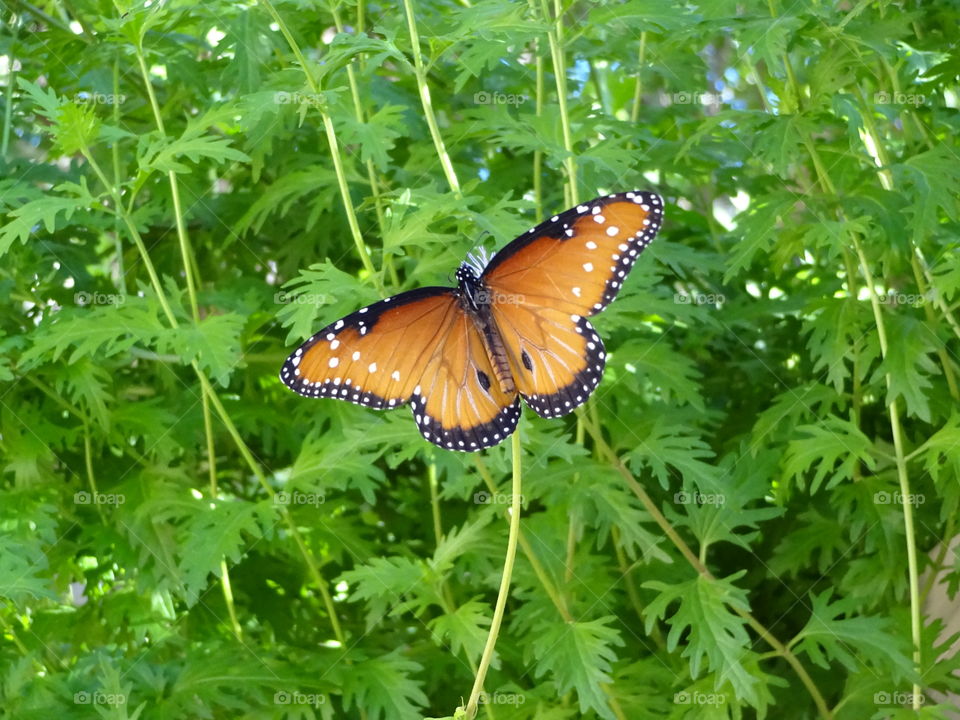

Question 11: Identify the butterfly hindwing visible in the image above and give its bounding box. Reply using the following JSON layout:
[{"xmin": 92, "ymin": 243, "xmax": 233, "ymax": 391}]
[
  {"xmin": 490, "ymin": 303, "xmax": 605, "ymax": 418},
  {"xmin": 412, "ymin": 312, "xmax": 521, "ymax": 450}
]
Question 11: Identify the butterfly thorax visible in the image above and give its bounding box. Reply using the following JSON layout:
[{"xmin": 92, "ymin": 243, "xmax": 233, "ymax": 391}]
[{"xmin": 455, "ymin": 263, "xmax": 517, "ymax": 395}]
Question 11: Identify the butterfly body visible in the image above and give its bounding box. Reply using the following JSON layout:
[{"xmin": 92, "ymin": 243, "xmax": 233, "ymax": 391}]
[
  {"xmin": 455, "ymin": 263, "xmax": 517, "ymax": 394},
  {"xmin": 281, "ymin": 190, "xmax": 664, "ymax": 451}
]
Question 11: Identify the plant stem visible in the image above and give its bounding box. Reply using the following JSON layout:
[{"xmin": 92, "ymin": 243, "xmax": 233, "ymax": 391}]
[
  {"xmin": 1, "ymin": 14, "xmax": 18, "ymax": 158},
  {"xmin": 629, "ymin": 32, "xmax": 647, "ymax": 124},
  {"xmin": 852, "ymin": 235, "xmax": 922, "ymax": 708},
  {"xmin": 259, "ymin": 0, "xmax": 384, "ymax": 296},
  {"xmin": 539, "ymin": 0, "xmax": 577, "ymax": 204},
  {"xmin": 464, "ymin": 431, "xmax": 522, "ymax": 718},
  {"xmin": 401, "ymin": 0, "xmax": 462, "ymax": 197},
  {"xmin": 327, "ymin": 4, "xmax": 395, "ymax": 286},
  {"xmin": 134, "ymin": 41, "xmax": 242, "ymax": 636}
]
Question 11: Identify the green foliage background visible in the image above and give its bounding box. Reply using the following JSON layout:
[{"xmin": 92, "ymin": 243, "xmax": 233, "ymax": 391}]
[{"xmin": 1, "ymin": 0, "xmax": 959, "ymax": 718}]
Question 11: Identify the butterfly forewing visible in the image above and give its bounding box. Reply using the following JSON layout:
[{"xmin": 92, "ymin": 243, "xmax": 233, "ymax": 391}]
[
  {"xmin": 280, "ymin": 288, "xmax": 460, "ymax": 409},
  {"xmin": 482, "ymin": 191, "xmax": 663, "ymax": 317}
]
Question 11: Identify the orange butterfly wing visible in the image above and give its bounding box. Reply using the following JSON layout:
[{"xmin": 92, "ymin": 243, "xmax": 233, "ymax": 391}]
[
  {"xmin": 279, "ymin": 288, "xmax": 519, "ymax": 451},
  {"xmin": 482, "ymin": 191, "xmax": 664, "ymax": 418}
]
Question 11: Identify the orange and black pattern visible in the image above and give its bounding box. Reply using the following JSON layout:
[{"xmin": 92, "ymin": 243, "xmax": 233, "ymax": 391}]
[{"xmin": 280, "ymin": 190, "xmax": 664, "ymax": 451}]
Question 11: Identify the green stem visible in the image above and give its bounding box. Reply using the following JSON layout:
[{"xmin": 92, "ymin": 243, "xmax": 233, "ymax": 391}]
[
  {"xmin": 83, "ymin": 425, "xmax": 107, "ymax": 524},
  {"xmin": 852, "ymin": 235, "xmax": 921, "ymax": 708},
  {"xmin": 401, "ymin": 0, "xmax": 462, "ymax": 197},
  {"xmin": 428, "ymin": 458, "xmax": 443, "ymax": 546},
  {"xmin": 1, "ymin": 14, "xmax": 18, "ymax": 158},
  {"xmin": 259, "ymin": 0, "xmax": 384, "ymax": 296},
  {"xmin": 134, "ymin": 40, "xmax": 243, "ymax": 637},
  {"xmin": 629, "ymin": 32, "xmax": 647, "ymax": 124},
  {"xmin": 539, "ymin": 0, "xmax": 577, "ymax": 204},
  {"xmin": 464, "ymin": 431, "xmax": 522, "ymax": 718}
]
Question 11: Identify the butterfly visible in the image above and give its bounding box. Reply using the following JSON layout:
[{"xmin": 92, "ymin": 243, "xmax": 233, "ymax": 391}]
[{"xmin": 280, "ymin": 190, "xmax": 664, "ymax": 451}]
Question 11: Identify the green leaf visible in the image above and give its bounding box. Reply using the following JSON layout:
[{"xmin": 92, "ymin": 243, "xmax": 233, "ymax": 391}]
[
  {"xmin": 626, "ymin": 419, "xmax": 721, "ymax": 490},
  {"xmin": 874, "ymin": 314, "xmax": 940, "ymax": 421},
  {"xmin": 427, "ymin": 599, "xmax": 491, "ymax": 661},
  {"xmin": 782, "ymin": 415, "xmax": 877, "ymax": 493},
  {"xmin": 792, "ymin": 591, "xmax": 914, "ymax": 679},
  {"xmin": 643, "ymin": 573, "xmax": 759, "ymax": 704},
  {"xmin": 341, "ymin": 650, "xmax": 428, "ymax": 720},
  {"xmin": 0, "ymin": 196, "xmax": 86, "ymax": 258},
  {"xmin": 179, "ymin": 499, "xmax": 271, "ymax": 604},
  {"xmin": 532, "ymin": 617, "xmax": 625, "ymax": 719}
]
